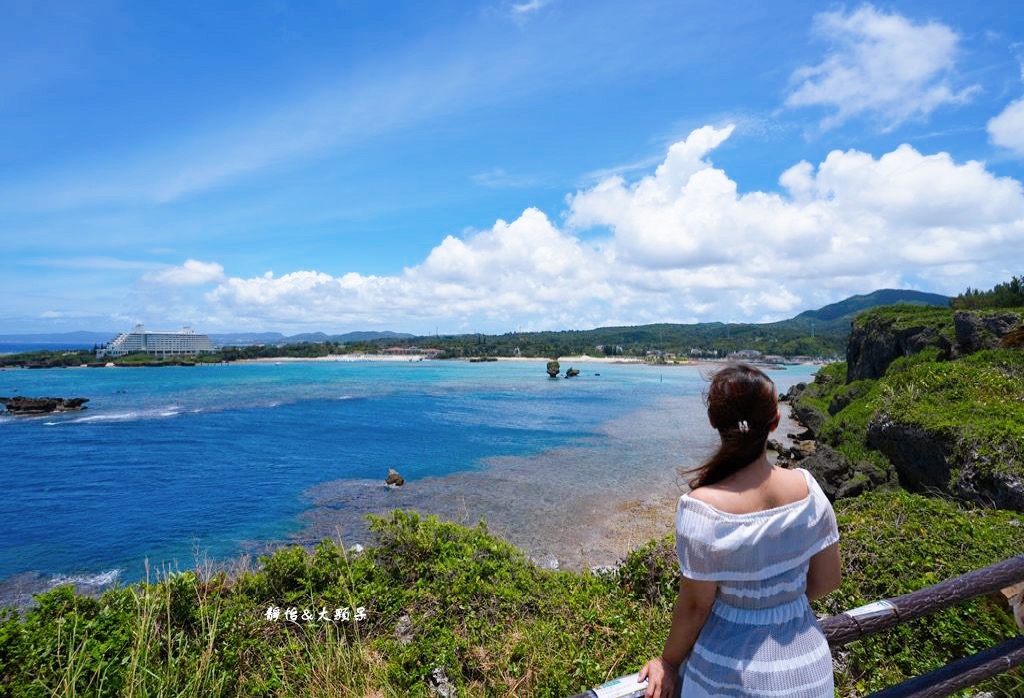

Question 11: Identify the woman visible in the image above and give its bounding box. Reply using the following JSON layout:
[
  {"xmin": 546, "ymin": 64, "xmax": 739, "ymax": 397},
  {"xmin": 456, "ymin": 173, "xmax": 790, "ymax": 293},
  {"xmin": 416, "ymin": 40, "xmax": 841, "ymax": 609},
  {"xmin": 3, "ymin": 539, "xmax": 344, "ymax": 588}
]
[{"xmin": 639, "ymin": 363, "xmax": 841, "ymax": 697}]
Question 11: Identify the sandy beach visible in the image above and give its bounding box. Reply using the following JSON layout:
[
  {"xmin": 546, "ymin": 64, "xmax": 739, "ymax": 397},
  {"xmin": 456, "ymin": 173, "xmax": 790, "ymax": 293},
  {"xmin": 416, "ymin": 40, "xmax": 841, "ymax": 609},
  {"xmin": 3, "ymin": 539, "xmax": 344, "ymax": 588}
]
[
  {"xmin": 241, "ymin": 353, "xmax": 648, "ymax": 364},
  {"xmin": 240, "ymin": 354, "xmax": 424, "ymax": 363},
  {"xmin": 497, "ymin": 354, "xmax": 645, "ymax": 364},
  {"xmin": 241, "ymin": 352, "xmax": 810, "ymax": 370},
  {"xmin": 240, "ymin": 353, "xmax": 724, "ymax": 367}
]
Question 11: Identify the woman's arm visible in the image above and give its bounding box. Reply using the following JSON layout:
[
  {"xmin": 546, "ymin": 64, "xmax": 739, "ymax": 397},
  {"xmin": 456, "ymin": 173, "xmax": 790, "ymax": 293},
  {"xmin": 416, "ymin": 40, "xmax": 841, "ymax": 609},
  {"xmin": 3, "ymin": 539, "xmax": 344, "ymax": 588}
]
[
  {"xmin": 639, "ymin": 576, "xmax": 717, "ymax": 698},
  {"xmin": 806, "ymin": 542, "xmax": 841, "ymax": 601}
]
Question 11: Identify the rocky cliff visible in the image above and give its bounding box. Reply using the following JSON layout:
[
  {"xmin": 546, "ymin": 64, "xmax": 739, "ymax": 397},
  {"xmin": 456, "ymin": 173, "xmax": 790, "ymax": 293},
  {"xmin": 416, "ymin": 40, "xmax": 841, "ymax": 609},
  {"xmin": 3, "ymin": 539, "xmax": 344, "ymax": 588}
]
[
  {"xmin": 867, "ymin": 413, "xmax": 1024, "ymax": 511},
  {"xmin": 845, "ymin": 306, "xmax": 1022, "ymax": 382},
  {"xmin": 954, "ymin": 310, "xmax": 1023, "ymax": 354},
  {"xmin": 792, "ymin": 304, "xmax": 1024, "ymax": 511},
  {"xmin": 845, "ymin": 307, "xmax": 954, "ymax": 382}
]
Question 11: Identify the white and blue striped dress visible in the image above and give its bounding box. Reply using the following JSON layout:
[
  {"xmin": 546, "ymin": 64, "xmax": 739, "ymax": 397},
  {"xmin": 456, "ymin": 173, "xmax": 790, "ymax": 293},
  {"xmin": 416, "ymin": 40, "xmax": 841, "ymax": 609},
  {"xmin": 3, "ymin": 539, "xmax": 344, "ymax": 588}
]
[{"xmin": 675, "ymin": 468, "xmax": 839, "ymax": 697}]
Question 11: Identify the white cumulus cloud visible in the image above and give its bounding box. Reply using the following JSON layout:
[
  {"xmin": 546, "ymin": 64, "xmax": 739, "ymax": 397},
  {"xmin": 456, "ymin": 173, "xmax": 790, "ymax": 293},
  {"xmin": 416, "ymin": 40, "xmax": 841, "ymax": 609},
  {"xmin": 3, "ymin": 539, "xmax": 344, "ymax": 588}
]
[
  {"xmin": 569, "ymin": 126, "xmax": 1023, "ymax": 296},
  {"xmin": 207, "ymin": 209, "xmax": 615, "ymax": 330},
  {"xmin": 144, "ymin": 259, "xmax": 226, "ymax": 286},
  {"xmin": 988, "ymin": 97, "xmax": 1024, "ymax": 157},
  {"xmin": 200, "ymin": 126, "xmax": 1024, "ymax": 332},
  {"xmin": 786, "ymin": 4, "xmax": 978, "ymax": 131}
]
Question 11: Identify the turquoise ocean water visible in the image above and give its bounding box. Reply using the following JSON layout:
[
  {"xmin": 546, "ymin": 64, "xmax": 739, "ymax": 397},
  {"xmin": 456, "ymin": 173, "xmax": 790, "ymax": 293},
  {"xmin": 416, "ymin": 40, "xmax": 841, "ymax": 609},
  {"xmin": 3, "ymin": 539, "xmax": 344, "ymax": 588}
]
[{"xmin": 0, "ymin": 360, "xmax": 816, "ymax": 606}]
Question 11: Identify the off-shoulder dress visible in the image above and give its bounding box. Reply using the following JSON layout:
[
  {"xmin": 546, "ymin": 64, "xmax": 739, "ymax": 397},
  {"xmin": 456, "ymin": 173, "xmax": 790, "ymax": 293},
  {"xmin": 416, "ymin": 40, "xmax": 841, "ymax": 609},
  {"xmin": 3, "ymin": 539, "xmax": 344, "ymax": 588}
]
[{"xmin": 674, "ymin": 467, "xmax": 839, "ymax": 697}]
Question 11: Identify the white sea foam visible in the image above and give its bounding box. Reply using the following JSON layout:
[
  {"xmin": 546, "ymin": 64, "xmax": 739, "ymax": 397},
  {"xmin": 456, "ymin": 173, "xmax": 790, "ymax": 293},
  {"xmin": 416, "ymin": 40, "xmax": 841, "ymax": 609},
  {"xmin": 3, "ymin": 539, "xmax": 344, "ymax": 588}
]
[
  {"xmin": 68, "ymin": 412, "xmax": 142, "ymax": 423},
  {"xmin": 50, "ymin": 568, "xmax": 122, "ymax": 588},
  {"xmin": 66, "ymin": 406, "xmax": 186, "ymax": 424}
]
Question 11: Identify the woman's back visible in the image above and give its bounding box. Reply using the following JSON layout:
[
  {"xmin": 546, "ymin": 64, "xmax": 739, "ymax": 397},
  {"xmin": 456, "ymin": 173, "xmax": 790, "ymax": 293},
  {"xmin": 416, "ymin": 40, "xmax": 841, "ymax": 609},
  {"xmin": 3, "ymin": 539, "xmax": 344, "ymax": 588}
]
[
  {"xmin": 675, "ymin": 467, "xmax": 839, "ymax": 696},
  {"xmin": 638, "ymin": 364, "xmax": 840, "ymax": 698}
]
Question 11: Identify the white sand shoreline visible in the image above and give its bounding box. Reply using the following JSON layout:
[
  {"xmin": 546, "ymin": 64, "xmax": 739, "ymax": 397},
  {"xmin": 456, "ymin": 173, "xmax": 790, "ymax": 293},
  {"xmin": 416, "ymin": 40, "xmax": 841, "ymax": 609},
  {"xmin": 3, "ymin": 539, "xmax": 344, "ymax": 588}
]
[
  {"xmin": 238, "ymin": 354, "xmax": 425, "ymax": 363},
  {"xmin": 238, "ymin": 354, "xmax": 649, "ymax": 364},
  {"xmin": 237, "ymin": 353, "xmax": 821, "ymax": 368}
]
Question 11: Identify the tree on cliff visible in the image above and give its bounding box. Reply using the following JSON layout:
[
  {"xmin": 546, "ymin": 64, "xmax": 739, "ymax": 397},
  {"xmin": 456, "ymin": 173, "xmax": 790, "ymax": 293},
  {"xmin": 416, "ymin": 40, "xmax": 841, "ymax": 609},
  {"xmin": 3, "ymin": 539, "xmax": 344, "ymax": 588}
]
[{"xmin": 953, "ymin": 275, "xmax": 1024, "ymax": 309}]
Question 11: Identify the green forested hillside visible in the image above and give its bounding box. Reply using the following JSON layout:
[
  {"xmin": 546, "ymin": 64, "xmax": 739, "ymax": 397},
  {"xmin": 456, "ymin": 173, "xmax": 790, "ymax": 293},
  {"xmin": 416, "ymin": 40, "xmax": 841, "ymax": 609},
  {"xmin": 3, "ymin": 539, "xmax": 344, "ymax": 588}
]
[{"xmin": 794, "ymin": 288, "xmax": 949, "ymax": 322}]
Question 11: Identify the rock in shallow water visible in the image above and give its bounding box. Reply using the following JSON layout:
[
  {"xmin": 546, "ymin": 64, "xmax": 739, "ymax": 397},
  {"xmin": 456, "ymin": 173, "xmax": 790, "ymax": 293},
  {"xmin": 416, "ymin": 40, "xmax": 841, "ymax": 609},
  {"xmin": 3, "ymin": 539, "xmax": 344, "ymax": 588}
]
[{"xmin": 0, "ymin": 396, "xmax": 89, "ymax": 414}]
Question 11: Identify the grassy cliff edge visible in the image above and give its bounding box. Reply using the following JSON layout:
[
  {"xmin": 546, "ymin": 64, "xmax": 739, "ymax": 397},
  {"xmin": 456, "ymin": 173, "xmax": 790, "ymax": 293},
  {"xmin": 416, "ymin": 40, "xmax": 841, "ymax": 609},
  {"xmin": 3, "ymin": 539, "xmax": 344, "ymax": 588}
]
[{"xmin": 1, "ymin": 498, "xmax": 1022, "ymax": 697}]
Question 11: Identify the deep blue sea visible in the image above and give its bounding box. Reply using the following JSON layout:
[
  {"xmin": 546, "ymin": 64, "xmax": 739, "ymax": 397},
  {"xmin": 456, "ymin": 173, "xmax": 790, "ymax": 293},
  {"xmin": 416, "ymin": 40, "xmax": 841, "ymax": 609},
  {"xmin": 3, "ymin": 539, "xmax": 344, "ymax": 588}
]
[{"xmin": 0, "ymin": 359, "xmax": 817, "ymax": 606}]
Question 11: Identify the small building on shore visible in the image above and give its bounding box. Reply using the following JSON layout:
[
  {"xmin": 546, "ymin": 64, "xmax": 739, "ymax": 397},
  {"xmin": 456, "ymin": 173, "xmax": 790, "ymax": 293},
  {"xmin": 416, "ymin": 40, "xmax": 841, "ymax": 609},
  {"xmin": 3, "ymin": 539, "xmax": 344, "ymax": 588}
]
[{"xmin": 97, "ymin": 325, "xmax": 215, "ymax": 358}]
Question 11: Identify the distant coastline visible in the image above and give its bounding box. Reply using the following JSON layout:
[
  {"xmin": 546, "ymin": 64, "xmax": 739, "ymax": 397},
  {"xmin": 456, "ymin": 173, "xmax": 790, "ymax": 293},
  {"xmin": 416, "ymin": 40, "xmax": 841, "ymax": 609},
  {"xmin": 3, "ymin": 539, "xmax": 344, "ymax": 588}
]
[
  {"xmin": 232, "ymin": 353, "xmax": 819, "ymax": 369},
  {"xmin": 236, "ymin": 353, "xmax": 649, "ymax": 364}
]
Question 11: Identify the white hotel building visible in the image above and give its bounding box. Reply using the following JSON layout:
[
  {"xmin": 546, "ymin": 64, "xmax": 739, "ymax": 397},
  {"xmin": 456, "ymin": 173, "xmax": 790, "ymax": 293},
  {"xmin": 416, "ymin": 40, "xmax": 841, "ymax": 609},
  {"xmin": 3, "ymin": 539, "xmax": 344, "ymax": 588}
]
[{"xmin": 97, "ymin": 325, "xmax": 215, "ymax": 358}]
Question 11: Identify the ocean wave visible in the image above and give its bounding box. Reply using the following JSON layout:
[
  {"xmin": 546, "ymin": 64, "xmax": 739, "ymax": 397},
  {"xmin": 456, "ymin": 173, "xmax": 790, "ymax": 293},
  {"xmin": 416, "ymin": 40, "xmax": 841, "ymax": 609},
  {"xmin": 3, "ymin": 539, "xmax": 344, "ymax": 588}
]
[
  {"xmin": 67, "ymin": 412, "xmax": 144, "ymax": 423},
  {"xmin": 50, "ymin": 568, "xmax": 122, "ymax": 588},
  {"xmin": 64, "ymin": 406, "xmax": 186, "ymax": 424}
]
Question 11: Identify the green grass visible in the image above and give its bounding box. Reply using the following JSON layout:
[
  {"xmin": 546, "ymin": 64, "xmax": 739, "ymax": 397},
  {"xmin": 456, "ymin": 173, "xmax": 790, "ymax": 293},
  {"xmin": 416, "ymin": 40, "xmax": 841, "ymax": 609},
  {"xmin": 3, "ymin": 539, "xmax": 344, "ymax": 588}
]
[
  {"xmin": 874, "ymin": 349, "xmax": 1024, "ymax": 479},
  {"xmin": 789, "ymin": 362, "xmax": 890, "ymax": 470},
  {"xmin": 0, "ymin": 513, "xmax": 669, "ymax": 697},
  {"xmin": 793, "ymin": 348, "xmax": 1024, "ymax": 489},
  {"xmin": 826, "ymin": 490, "xmax": 1024, "ymax": 696},
  {"xmin": 790, "ymin": 361, "xmax": 847, "ymax": 416},
  {"xmin": 852, "ymin": 304, "xmax": 955, "ymax": 334},
  {"xmin": 2, "ymin": 501, "xmax": 1022, "ymax": 697}
]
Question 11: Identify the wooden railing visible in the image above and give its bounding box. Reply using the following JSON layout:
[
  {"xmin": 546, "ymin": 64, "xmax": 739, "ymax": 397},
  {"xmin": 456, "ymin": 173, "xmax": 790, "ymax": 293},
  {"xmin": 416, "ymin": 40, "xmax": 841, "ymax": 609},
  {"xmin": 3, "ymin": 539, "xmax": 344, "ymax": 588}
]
[{"xmin": 571, "ymin": 556, "xmax": 1024, "ymax": 698}]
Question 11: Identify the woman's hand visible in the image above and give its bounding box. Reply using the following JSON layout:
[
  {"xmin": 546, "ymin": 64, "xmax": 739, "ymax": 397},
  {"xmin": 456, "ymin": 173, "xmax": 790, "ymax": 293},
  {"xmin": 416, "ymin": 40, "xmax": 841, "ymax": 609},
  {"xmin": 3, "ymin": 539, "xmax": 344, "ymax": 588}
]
[{"xmin": 638, "ymin": 656, "xmax": 678, "ymax": 698}]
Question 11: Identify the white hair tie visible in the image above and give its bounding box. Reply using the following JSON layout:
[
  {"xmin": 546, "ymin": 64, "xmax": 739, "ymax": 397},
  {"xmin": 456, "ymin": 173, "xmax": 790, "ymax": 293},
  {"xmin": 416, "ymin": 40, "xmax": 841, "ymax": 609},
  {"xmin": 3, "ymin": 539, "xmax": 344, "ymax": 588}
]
[{"xmin": 737, "ymin": 420, "xmax": 749, "ymax": 433}]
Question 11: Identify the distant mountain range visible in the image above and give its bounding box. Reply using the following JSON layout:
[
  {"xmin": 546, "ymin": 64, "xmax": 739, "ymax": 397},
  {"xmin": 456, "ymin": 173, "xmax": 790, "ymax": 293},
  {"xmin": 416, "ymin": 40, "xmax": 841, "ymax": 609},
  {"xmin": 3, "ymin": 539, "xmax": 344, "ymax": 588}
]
[
  {"xmin": 793, "ymin": 289, "xmax": 950, "ymax": 323},
  {"xmin": 207, "ymin": 330, "xmax": 416, "ymax": 346},
  {"xmin": 0, "ymin": 289, "xmax": 950, "ymax": 348}
]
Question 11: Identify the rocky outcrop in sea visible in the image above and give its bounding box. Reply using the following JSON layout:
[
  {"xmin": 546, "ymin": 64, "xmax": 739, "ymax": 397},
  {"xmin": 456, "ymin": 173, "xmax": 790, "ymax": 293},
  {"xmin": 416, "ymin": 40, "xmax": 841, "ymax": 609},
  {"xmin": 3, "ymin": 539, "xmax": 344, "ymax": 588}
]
[{"xmin": 0, "ymin": 397, "xmax": 89, "ymax": 414}]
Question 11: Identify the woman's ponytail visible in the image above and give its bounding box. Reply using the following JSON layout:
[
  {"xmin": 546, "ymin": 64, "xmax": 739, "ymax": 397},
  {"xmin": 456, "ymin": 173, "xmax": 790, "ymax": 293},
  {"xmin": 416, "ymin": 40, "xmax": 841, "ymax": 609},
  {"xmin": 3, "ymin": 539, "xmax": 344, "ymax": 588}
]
[{"xmin": 688, "ymin": 363, "xmax": 779, "ymax": 489}]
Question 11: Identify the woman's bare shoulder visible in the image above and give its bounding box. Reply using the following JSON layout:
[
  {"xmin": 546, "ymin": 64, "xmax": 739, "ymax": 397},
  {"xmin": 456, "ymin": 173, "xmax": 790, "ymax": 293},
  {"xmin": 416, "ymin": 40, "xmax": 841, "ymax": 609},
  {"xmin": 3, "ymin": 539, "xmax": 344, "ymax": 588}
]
[
  {"xmin": 685, "ymin": 484, "xmax": 730, "ymax": 508},
  {"xmin": 687, "ymin": 466, "xmax": 810, "ymax": 514},
  {"xmin": 773, "ymin": 466, "xmax": 811, "ymax": 499}
]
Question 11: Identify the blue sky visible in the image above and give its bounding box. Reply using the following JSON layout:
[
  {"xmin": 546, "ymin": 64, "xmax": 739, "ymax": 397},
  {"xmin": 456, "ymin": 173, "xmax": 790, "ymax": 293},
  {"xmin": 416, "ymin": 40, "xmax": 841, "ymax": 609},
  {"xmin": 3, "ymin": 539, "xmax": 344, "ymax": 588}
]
[{"xmin": 2, "ymin": 0, "xmax": 1023, "ymax": 335}]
